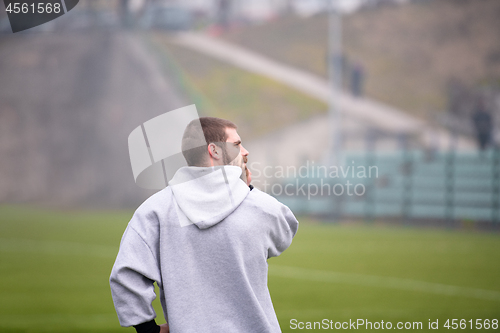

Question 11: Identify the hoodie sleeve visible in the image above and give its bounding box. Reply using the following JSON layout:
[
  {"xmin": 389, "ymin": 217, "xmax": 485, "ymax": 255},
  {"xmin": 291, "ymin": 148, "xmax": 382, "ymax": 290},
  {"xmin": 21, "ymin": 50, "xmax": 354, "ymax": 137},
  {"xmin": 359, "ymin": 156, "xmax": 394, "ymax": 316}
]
[
  {"xmin": 110, "ymin": 224, "xmax": 162, "ymax": 327},
  {"xmin": 267, "ymin": 203, "xmax": 299, "ymax": 258}
]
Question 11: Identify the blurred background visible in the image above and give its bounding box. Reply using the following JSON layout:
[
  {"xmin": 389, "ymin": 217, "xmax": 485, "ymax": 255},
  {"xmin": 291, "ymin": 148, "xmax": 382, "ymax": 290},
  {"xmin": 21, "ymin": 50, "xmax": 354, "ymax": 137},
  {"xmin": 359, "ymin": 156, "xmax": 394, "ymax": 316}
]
[{"xmin": 0, "ymin": 0, "xmax": 499, "ymax": 332}]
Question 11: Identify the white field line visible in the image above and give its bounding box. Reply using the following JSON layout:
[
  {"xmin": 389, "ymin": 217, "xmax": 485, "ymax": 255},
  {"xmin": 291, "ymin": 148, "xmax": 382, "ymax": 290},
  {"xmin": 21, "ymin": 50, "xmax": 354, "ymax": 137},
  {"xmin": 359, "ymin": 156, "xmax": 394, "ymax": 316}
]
[
  {"xmin": 2, "ymin": 238, "xmax": 498, "ymax": 302},
  {"xmin": 0, "ymin": 238, "xmax": 117, "ymax": 259},
  {"xmin": 269, "ymin": 265, "xmax": 500, "ymax": 302}
]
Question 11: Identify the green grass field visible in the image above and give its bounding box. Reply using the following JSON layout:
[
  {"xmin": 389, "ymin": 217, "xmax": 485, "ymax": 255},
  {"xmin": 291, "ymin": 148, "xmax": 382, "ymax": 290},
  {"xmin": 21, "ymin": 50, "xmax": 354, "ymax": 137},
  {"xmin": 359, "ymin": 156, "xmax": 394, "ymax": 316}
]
[{"xmin": 1, "ymin": 206, "xmax": 499, "ymax": 332}]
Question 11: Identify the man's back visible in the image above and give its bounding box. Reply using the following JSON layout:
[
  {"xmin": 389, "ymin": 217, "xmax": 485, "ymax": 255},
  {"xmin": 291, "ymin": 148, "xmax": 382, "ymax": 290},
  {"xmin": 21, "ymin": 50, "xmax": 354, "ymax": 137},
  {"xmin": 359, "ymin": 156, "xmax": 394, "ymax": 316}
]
[{"xmin": 110, "ymin": 166, "xmax": 298, "ymax": 333}]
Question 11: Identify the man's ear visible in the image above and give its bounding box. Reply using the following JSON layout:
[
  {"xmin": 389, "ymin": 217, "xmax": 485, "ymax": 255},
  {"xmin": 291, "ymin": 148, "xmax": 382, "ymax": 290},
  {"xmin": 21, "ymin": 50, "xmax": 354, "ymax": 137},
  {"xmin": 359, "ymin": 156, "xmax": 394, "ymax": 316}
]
[{"xmin": 207, "ymin": 143, "xmax": 221, "ymax": 160}]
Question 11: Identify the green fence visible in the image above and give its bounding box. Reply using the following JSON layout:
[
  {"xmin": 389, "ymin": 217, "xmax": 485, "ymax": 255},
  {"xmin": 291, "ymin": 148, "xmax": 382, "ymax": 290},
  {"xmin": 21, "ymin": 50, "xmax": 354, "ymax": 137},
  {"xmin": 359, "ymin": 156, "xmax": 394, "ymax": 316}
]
[{"xmin": 277, "ymin": 149, "xmax": 500, "ymax": 223}]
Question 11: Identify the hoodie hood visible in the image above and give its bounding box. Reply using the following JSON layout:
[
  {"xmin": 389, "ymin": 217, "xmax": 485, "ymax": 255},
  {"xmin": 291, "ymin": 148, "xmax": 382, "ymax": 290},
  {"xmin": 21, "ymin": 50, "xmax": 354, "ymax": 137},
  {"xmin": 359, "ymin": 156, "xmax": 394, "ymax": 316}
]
[{"xmin": 169, "ymin": 166, "xmax": 250, "ymax": 229}]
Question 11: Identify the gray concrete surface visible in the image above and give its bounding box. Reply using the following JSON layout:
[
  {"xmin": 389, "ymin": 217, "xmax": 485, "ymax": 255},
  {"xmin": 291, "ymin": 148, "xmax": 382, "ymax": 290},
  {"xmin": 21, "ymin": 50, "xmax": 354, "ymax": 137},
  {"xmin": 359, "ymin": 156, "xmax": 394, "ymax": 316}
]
[{"xmin": 0, "ymin": 31, "xmax": 186, "ymax": 207}]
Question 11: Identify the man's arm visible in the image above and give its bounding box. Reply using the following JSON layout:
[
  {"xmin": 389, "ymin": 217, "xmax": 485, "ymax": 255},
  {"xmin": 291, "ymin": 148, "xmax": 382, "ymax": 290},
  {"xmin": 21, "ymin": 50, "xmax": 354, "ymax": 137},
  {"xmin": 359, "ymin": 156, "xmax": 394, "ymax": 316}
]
[
  {"xmin": 267, "ymin": 203, "xmax": 299, "ymax": 258},
  {"xmin": 134, "ymin": 320, "xmax": 160, "ymax": 333},
  {"xmin": 110, "ymin": 223, "xmax": 163, "ymax": 330},
  {"xmin": 133, "ymin": 320, "xmax": 169, "ymax": 333}
]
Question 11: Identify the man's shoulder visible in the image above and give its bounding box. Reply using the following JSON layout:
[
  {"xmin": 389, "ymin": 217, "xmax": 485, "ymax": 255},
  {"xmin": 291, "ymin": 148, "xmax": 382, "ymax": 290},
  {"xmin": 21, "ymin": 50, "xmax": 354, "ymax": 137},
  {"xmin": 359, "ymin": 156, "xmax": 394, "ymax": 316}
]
[
  {"xmin": 239, "ymin": 188, "xmax": 298, "ymax": 243},
  {"xmin": 243, "ymin": 187, "xmax": 288, "ymax": 214},
  {"xmin": 128, "ymin": 187, "xmax": 174, "ymax": 231},
  {"xmin": 247, "ymin": 187, "xmax": 275, "ymax": 201},
  {"xmin": 136, "ymin": 187, "xmax": 174, "ymax": 214}
]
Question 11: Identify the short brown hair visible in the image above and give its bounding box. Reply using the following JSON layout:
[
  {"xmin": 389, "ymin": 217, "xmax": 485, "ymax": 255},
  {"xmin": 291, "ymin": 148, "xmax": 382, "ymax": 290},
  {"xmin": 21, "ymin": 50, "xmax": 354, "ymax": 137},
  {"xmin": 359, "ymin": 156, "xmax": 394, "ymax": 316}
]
[{"xmin": 181, "ymin": 117, "xmax": 237, "ymax": 166}]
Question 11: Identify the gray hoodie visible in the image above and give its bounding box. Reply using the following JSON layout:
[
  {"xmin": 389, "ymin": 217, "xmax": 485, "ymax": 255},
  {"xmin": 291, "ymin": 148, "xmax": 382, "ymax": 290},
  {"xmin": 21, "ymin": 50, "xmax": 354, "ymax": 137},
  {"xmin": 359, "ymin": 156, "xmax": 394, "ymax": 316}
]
[{"xmin": 110, "ymin": 165, "xmax": 298, "ymax": 333}]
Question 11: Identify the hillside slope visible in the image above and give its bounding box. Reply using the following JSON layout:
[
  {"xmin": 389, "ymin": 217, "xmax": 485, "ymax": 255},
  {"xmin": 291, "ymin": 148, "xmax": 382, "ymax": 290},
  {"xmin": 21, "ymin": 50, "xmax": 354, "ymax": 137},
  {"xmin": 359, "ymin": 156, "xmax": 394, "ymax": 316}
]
[{"xmin": 221, "ymin": 0, "xmax": 500, "ymax": 118}]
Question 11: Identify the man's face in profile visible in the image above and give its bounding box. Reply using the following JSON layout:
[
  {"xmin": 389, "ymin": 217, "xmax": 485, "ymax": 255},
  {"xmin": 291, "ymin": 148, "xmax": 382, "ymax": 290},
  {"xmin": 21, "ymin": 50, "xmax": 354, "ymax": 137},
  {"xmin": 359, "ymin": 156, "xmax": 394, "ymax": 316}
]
[{"xmin": 224, "ymin": 128, "xmax": 249, "ymax": 177}]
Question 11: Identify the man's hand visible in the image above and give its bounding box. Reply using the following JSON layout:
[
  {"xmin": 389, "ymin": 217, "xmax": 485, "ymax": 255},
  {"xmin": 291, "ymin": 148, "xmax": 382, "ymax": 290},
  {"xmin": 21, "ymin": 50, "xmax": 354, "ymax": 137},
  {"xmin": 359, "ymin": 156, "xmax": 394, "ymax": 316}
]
[
  {"xmin": 245, "ymin": 165, "xmax": 252, "ymax": 186},
  {"xmin": 159, "ymin": 323, "xmax": 169, "ymax": 333}
]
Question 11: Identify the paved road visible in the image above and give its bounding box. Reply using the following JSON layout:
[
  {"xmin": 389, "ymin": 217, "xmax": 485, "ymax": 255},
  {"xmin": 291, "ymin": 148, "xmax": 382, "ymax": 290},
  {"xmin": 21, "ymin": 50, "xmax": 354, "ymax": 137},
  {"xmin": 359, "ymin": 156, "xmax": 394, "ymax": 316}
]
[
  {"xmin": 172, "ymin": 32, "xmax": 477, "ymax": 184},
  {"xmin": 174, "ymin": 32, "xmax": 424, "ymax": 132},
  {"xmin": 173, "ymin": 32, "xmax": 475, "ymax": 155},
  {"xmin": 0, "ymin": 30, "xmax": 186, "ymax": 207}
]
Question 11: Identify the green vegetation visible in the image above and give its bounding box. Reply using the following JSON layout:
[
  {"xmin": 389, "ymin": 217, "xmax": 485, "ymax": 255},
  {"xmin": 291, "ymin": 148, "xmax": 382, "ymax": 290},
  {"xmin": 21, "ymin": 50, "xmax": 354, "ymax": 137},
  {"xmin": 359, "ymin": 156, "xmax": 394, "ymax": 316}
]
[
  {"xmin": 221, "ymin": 0, "xmax": 500, "ymax": 119},
  {"xmin": 151, "ymin": 34, "xmax": 327, "ymax": 140},
  {"xmin": 1, "ymin": 206, "xmax": 499, "ymax": 332}
]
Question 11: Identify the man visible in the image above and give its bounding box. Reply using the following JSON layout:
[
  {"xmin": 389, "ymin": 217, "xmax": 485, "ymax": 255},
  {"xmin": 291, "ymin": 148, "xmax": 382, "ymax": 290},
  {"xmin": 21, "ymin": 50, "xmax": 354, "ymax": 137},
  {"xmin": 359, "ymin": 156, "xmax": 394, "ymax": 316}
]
[
  {"xmin": 472, "ymin": 98, "xmax": 493, "ymax": 151},
  {"xmin": 110, "ymin": 117, "xmax": 298, "ymax": 333}
]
